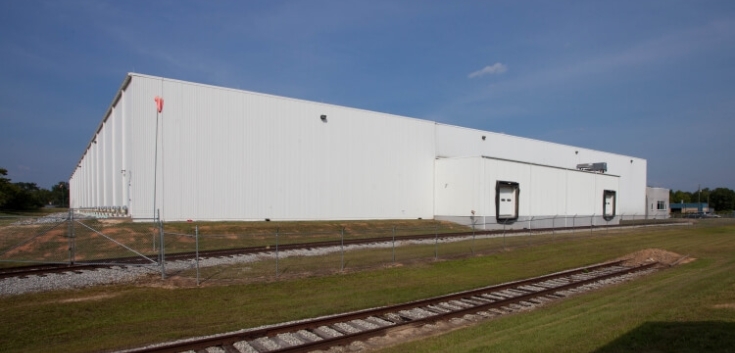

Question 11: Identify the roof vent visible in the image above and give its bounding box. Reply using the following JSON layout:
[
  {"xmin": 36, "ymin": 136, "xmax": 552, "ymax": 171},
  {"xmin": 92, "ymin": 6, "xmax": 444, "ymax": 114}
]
[{"xmin": 577, "ymin": 162, "xmax": 607, "ymax": 173}]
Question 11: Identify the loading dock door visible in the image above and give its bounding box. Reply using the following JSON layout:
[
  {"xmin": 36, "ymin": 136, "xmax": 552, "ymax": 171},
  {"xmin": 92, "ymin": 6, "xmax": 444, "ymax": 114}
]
[
  {"xmin": 499, "ymin": 186, "xmax": 515, "ymax": 217},
  {"xmin": 603, "ymin": 190, "xmax": 616, "ymax": 221},
  {"xmin": 496, "ymin": 181, "xmax": 520, "ymax": 222}
]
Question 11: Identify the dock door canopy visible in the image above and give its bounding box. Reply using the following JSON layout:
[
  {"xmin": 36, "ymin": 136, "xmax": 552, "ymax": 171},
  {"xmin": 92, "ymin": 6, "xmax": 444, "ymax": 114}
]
[
  {"xmin": 603, "ymin": 190, "xmax": 616, "ymax": 221},
  {"xmin": 496, "ymin": 181, "xmax": 520, "ymax": 223}
]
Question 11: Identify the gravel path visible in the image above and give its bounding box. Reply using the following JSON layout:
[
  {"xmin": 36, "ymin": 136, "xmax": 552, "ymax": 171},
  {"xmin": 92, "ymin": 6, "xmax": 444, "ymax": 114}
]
[{"xmin": 6, "ymin": 212, "xmax": 72, "ymax": 225}]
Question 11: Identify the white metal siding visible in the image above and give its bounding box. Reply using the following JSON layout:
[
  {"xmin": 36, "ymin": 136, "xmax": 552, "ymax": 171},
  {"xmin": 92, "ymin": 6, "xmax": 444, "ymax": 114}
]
[
  {"xmin": 566, "ymin": 171, "xmax": 595, "ymax": 216},
  {"xmin": 529, "ymin": 164, "xmax": 566, "ymax": 217},
  {"xmin": 435, "ymin": 124, "xmax": 644, "ymax": 216},
  {"xmin": 70, "ymin": 73, "xmax": 644, "ymax": 223},
  {"xmin": 434, "ymin": 157, "xmax": 484, "ymax": 216},
  {"xmin": 120, "ymin": 75, "xmax": 436, "ymax": 221},
  {"xmin": 434, "ymin": 156, "xmax": 619, "ymax": 219},
  {"xmin": 126, "ymin": 76, "xmax": 161, "ymax": 218}
]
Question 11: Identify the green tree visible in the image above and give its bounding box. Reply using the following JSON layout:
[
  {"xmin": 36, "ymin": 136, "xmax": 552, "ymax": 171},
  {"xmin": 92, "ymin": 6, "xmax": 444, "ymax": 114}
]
[
  {"xmin": 709, "ymin": 188, "xmax": 735, "ymax": 212},
  {"xmin": 50, "ymin": 181, "xmax": 69, "ymax": 207},
  {"xmin": 699, "ymin": 188, "xmax": 711, "ymax": 205},
  {"xmin": 0, "ymin": 168, "xmax": 67, "ymax": 210},
  {"xmin": 0, "ymin": 168, "xmax": 17, "ymax": 208},
  {"xmin": 670, "ymin": 190, "xmax": 692, "ymax": 203},
  {"xmin": 5, "ymin": 182, "xmax": 45, "ymax": 210}
]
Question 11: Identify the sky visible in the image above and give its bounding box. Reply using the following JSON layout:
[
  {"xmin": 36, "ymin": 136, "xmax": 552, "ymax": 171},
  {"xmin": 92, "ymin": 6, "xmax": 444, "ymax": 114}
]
[{"xmin": 0, "ymin": 1, "xmax": 734, "ymax": 192}]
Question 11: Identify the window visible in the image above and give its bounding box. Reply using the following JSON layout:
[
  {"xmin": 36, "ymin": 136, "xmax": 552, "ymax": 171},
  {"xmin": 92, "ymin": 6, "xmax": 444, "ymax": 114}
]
[{"xmin": 657, "ymin": 201, "xmax": 666, "ymax": 210}]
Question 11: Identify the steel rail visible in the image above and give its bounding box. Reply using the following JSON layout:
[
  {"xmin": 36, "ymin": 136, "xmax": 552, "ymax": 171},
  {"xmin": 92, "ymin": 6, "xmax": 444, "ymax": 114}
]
[
  {"xmin": 119, "ymin": 260, "xmax": 656, "ymax": 353},
  {"xmin": 0, "ymin": 263, "xmax": 109, "ymax": 279}
]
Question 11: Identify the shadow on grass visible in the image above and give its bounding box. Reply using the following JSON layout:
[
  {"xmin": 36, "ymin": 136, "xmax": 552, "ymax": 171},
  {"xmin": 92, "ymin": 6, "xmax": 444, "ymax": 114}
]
[{"xmin": 594, "ymin": 321, "xmax": 735, "ymax": 353}]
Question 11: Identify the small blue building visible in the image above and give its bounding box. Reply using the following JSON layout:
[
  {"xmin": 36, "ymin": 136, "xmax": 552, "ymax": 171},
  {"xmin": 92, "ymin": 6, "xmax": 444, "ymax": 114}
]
[{"xmin": 670, "ymin": 202, "xmax": 710, "ymax": 215}]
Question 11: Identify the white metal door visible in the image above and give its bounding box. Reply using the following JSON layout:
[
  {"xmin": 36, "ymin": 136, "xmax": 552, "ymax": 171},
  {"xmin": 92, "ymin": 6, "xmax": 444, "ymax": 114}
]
[{"xmin": 498, "ymin": 185, "xmax": 516, "ymax": 218}]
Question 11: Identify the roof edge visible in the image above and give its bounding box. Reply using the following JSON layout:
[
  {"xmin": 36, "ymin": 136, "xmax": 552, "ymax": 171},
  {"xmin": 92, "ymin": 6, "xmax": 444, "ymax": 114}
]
[{"xmin": 69, "ymin": 73, "xmax": 133, "ymax": 180}]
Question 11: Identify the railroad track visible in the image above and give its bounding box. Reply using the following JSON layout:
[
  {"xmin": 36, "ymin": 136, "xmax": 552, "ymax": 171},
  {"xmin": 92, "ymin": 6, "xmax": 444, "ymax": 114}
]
[
  {"xmin": 118, "ymin": 260, "xmax": 658, "ymax": 353},
  {"xmin": 0, "ymin": 263, "xmax": 110, "ymax": 279},
  {"xmin": 0, "ymin": 228, "xmax": 545, "ymax": 279},
  {"xmin": 1, "ymin": 221, "xmax": 682, "ymax": 280}
]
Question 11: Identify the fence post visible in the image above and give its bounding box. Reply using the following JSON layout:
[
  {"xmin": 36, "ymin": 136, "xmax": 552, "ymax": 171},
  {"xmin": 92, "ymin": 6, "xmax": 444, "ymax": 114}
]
[
  {"xmin": 503, "ymin": 222, "xmax": 507, "ymax": 250},
  {"xmin": 195, "ymin": 225, "xmax": 200, "ymax": 286},
  {"xmin": 68, "ymin": 208, "xmax": 75, "ymax": 265},
  {"xmin": 471, "ymin": 217, "xmax": 476, "ymax": 255},
  {"xmin": 528, "ymin": 216, "xmax": 534, "ymax": 245},
  {"xmin": 434, "ymin": 224, "xmax": 438, "ymax": 260},
  {"xmin": 276, "ymin": 227, "xmax": 279, "ymax": 277},
  {"xmin": 340, "ymin": 227, "xmax": 345, "ymax": 272},
  {"xmin": 392, "ymin": 226, "xmax": 396, "ymax": 263},
  {"xmin": 158, "ymin": 209, "xmax": 165, "ymax": 279},
  {"xmin": 573, "ymin": 214, "xmax": 577, "ymax": 233},
  {"xmin": 590, "ymin": 213, "xmax": 594, "ymax": 236},
  {"xmin": 152, "ymin": 212, "xmax": 157, "ymax": 252}
]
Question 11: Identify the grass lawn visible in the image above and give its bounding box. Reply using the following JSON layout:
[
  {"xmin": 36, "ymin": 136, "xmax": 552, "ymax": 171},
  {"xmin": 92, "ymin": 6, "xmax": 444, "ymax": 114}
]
[{"xmin": 0, "ymin": 220, "xmax": 733, "ymax": 352}]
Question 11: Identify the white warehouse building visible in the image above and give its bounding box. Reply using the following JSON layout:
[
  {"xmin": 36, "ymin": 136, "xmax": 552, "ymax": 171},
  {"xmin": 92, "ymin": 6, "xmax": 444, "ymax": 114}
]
[{"xmin": 70, "ymin": 73, "xmax": 647, "ymax": 228}]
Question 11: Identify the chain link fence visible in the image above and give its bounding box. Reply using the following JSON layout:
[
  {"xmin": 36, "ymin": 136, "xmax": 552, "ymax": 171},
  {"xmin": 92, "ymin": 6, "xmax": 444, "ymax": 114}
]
[
  {"xmin": 2, "ymin": 210, "xmax": 698, "ymax": 284},
  {"xmin": 0, "ymin": 210, "xmax": 161, "ymax": 271},
  {"xmin": 0, "ymin": 212, "xmax": 71, "ymax": 266},
  {"xmin": 159, "ymin": 213, "xmax": 691, "ymax": 285}
]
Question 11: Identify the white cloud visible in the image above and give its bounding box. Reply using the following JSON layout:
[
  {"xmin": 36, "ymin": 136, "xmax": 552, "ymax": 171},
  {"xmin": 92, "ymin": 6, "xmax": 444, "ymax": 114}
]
[{"xmin": 468, "ymin": 63, "xmax": 508, "ymax": 78}]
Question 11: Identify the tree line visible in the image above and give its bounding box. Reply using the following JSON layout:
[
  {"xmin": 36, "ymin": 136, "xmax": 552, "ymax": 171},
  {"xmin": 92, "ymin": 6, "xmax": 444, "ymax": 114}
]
[
  {"xmin": 0, "ymin": 168, "xmax": 69, "ymax": 210},
  {"xmin": 670, "ymin": 187, "xmax": 735, "ymax": 212}
]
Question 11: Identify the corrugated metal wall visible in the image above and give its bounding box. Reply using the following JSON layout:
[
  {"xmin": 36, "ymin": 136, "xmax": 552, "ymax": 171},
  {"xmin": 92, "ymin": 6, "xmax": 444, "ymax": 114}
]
[
  {"xmin": 434, "ymin": 156, "xmax": 620, "ymax": 220},
  {"xmin": 70, "ymin": 73, "xmax": 645, "ymax": 222},
  {"xmin": 69, "ymin": 79, "xmax": 132, "ymax": 216},
  {"xmin": 116, "ymin": 74, "xmax": 436, "ymax": 221},
  {"xmin": 435, "ymin": 124, "xmax": 645, "ymax": 216}
]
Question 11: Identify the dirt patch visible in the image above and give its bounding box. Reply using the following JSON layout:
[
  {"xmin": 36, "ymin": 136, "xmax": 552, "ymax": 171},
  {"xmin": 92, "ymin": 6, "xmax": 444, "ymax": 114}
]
[
  {"xmin": 58, "ymin": 293, "xmax": 119, "ymax": 303},
  {"xmin": 98, "ymin": 219, "xmax": 128, "ymax": 225},
  {"xmin": 129, "ymin": 273, "xmax": 200, "ymax": 289},
  {"xmin": 713, "ymin": 303, "xmax": 735, "ymax": 310},
  {"xmin": 615, "ymin": 248, "xmax": 694, "ymax": 267}
]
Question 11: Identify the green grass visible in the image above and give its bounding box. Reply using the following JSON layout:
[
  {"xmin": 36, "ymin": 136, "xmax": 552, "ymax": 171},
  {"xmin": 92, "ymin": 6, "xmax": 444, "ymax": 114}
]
[
  {"xmin": 0, "ymin": 220, "xmax": 733, "ymax": 352},
  {"xmin": 381, "ymin": 221, "xmax": 735, "ymax": 353},
  {"xmin": 177, "ymin": 229, "xmax": 619, "ymax": 283}
]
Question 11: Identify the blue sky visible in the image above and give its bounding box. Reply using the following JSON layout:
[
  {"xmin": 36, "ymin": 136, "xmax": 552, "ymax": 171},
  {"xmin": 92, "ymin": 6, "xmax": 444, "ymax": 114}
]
[{"xmin": 1, "ymin": 1, "xmax": 733, "ymax": 192}]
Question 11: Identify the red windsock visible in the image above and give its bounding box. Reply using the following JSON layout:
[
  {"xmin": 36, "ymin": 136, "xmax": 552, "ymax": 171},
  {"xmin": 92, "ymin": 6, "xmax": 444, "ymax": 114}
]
[{"xmin": 154, "ymin": 96, "xmax": 164, "ymax": 113}]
